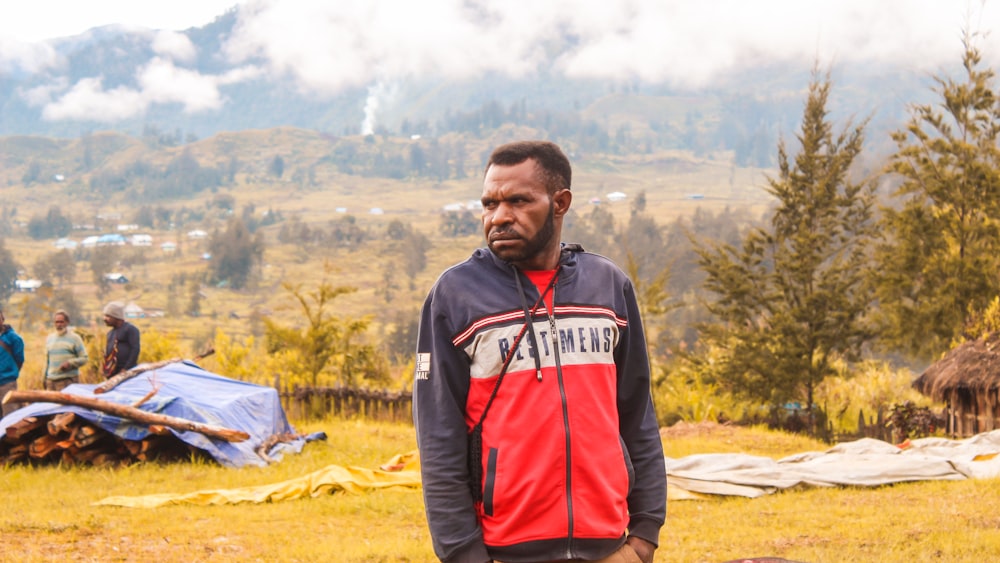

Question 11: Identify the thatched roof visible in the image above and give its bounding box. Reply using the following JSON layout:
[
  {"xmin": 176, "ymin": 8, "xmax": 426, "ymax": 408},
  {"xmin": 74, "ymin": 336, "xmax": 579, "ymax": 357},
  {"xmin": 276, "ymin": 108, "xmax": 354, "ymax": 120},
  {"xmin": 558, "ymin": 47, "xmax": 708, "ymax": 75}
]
[{"xmin": 913, "ymin": 335, "xmax": 1000, "ymax": 400}]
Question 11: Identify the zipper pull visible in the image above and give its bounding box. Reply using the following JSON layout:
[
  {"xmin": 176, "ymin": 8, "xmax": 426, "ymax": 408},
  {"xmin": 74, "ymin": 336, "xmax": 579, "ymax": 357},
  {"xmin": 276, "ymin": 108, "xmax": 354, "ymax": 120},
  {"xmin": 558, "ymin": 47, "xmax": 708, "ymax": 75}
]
[{"xmin": 536, "ymin": 368, "xmax": 542, "ymax": 382}]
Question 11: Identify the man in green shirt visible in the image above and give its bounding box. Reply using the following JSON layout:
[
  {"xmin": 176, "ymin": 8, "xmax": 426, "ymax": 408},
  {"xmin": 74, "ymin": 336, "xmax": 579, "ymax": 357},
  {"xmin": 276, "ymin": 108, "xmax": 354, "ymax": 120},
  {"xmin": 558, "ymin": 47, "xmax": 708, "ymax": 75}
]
[{"xmin": 44, "ymin": 310, "xmax": 88, "ymax": 391}]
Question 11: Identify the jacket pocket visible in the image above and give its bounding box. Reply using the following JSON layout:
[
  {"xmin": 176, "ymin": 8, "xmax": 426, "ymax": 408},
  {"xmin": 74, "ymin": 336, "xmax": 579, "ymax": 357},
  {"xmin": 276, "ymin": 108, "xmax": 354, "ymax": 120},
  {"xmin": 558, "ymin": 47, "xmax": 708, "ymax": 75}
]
[
  {"xmin": 619, "ymin": 435, "xmax": 635, "ymax": 496},
  {"xmin": 483, "ymin": 447, "xmax": 499, "ymax": 516}
]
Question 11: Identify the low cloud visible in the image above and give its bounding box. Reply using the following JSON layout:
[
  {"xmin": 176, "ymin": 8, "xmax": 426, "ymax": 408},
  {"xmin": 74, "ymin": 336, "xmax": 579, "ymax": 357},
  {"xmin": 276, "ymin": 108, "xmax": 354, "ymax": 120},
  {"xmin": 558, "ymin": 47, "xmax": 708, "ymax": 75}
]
[
  {"xmin": 0, "ymin": 39, "xmax": 59, "ymax": 73},
  {"xmin": 41, "ymin": 77, "xmax": 148, "ymax": 121},
  {"xmin": 152, "ymin": 30, "xmax": 197, "ymax": 63},
  {"xmin": 21, "ymin": 0, "xmax": 1000, "ymax": 124},
  {"xmin": 38, "ymin": 58, "xmax": 260, "ymax": 122},
  {"xmin": 222, "ymin": 0, "xmax": 999, "ymax": 93}
]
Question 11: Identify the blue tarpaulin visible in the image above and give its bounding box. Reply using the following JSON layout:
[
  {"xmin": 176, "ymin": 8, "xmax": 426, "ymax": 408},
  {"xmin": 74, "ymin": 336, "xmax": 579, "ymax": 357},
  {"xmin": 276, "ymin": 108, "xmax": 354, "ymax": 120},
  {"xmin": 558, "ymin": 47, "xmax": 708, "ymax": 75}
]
[{"xmin": 0, "ymin": 361, "xmax": 304, "ymax": 468}]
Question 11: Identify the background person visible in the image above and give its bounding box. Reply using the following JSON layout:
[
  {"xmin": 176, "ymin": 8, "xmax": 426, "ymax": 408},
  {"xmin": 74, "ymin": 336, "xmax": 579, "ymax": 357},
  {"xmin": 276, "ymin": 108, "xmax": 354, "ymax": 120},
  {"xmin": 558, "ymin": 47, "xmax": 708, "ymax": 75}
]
[
  {"xmin": 101, "ymin": 302, "xmax": 140, "ymax": 379},
  {"xmin": 413, "ymin": 140, "xmax": 666, "ymax": 563},
  {"xmin": 0, "ymin": 306, "xmax": 25, "ymax": 417},
  {"xmin": 44, "ymin": 310, "xmax": 88, "ymax": 391}
]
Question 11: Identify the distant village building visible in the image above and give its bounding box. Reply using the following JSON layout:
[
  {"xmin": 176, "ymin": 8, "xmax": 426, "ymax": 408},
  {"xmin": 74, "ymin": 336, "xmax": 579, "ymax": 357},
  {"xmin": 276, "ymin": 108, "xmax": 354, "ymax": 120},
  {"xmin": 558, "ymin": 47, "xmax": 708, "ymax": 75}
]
[
  {"xmin": 123, "ymin": 302, "xmax": 145, "ymax": 318},
  {"xmin": 160, "ymin": 241, "xmax": 178, "ymax": 254},
  {"xmin": 187, "ymin": 229, "xmax": 208, "ymax": 239},
  {"xmin": 606, "ymin": 191, "xmax": 627, "ymax": 202},
  {"xmin": 130, "ymin": 234, "xmax": 153, "ymax": 246},
  {"xmin": 913, "ymin": 333, "xmax": 1000, "ymax": 437},
  {"xmin": 97, "ymin": 233, "xmax": 127, "ymax": 246},
  {"xmin": 53, "ymin": 238, "xmax": 78, "ymax": 250},
  {"xmin": 15, "ymin": 279, "xmax": 43, "ymax": 292},
  {"xmin": 103, "ymin": 273, "xmax": 129, "ymax": 284}
]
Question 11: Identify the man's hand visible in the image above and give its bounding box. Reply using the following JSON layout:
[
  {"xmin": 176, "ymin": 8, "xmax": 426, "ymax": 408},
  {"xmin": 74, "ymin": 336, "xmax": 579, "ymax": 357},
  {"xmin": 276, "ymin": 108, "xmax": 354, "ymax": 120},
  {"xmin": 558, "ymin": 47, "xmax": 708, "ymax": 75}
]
[{"xmin": 626, "ymin": 536, "xmax": 656, "ymax": 563}]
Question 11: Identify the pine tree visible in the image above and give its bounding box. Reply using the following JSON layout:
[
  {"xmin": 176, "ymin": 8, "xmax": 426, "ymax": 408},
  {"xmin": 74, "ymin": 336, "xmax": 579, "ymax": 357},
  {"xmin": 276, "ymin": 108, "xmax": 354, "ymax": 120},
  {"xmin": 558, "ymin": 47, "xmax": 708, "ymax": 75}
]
[
  {"xmin": 695, "ymin": 71, "xmax": 875, "ymax": 429},
  {"xmin": 874, "ymin": 33, "xmax": 1000, "ymax": 360}
]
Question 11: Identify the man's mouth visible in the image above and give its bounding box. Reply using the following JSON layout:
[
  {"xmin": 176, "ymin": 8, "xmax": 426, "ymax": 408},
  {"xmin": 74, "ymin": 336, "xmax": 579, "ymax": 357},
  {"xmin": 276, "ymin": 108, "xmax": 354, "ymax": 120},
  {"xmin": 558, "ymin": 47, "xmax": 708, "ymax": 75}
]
[{"xmin": 489, "ymin": 230, "xmax": 520, "ymax": 243}]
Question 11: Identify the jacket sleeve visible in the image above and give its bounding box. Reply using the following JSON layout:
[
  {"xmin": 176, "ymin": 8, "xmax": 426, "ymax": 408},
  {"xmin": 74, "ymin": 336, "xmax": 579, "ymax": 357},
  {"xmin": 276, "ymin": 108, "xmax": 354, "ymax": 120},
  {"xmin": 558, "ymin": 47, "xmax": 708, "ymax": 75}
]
[
  {"xmin": 413, "ymin": 288, "xmax": 491, "ymax": 563},
  {"xmin": 6, "ymin": 331, "xmax": 25, "ymax": 367},
  {"xmin": 615, "ymin": 279, "xmax": 667, "ymax": 546},
  {"xmin": 123, "ymin": 325, "xmax": 141, "ymax": 369},
  {"xmin": 71, "ymin": 334, "xmax": 89, "ymax": 368}
]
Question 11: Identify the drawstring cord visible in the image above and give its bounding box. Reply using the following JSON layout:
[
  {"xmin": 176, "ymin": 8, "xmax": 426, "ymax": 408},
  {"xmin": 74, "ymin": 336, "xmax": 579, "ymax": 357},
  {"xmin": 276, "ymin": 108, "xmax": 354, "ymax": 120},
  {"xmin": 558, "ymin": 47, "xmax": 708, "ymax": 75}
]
[{"xmin": 513, "ymin": 268, "xmax": 558, "ymax": 381}]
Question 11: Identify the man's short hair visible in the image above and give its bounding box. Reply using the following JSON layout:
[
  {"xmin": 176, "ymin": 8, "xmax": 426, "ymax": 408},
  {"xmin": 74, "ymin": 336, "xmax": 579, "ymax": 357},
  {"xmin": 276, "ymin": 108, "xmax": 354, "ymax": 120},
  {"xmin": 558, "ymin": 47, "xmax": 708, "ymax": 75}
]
[
  {"xmin": 54, "ymin": 310, "xmax": 70, "ymax": 323},
  {"xmin": 485, "ymin": 140, "xmax": 572, "ymax": 194}
]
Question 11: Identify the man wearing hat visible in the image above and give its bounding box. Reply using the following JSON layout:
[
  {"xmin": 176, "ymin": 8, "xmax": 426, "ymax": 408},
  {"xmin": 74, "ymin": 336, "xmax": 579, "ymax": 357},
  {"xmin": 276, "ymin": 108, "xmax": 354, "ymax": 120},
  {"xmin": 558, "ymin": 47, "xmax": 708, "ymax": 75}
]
[
  {"xmin": 0, "ymin": 305, "xmax": 25, "ymax": 417},
  {"xmin": 102, "ymin": 301, "xmax": 140, "ymax": 379}
]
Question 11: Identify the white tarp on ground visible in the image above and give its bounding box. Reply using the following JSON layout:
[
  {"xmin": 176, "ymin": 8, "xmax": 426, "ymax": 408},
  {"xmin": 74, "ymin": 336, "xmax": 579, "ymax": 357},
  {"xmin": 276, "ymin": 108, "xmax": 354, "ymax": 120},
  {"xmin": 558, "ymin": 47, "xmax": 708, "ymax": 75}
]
[{"xmin": 666, "ymin": 431, "xmax": 1000, "ymax": 500}]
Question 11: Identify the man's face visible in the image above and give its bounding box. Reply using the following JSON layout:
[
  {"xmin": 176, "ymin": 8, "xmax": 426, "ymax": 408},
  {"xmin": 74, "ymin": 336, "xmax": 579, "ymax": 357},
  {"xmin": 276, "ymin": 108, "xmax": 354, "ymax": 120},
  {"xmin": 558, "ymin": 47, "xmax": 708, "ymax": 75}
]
[
  {"xmin": 103, "ymin": 315, "xmax": 115, "ymax": 327},
  {"xmin": 481, "ymin": 159, "xmax": 569, "ymax": 270},
  {"xmin": 54, "ymin": 314, "xmax": 68, "ymax": 332}
]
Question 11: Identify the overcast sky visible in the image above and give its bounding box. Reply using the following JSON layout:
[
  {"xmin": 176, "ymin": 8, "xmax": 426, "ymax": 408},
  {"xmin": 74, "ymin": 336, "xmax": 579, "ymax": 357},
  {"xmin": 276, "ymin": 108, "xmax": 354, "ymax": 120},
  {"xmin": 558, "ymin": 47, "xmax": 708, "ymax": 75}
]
[{"xmin": 2, "ymin": 0, "xmax": 998, "ymax": 124}]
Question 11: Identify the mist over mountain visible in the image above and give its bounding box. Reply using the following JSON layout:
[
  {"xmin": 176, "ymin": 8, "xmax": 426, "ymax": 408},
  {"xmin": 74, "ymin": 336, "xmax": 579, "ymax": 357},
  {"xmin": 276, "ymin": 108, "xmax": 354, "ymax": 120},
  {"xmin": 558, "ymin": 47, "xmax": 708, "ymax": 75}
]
[{"xmin": 0, "ymin": 2, "xmax": 982, "ymax": 165}]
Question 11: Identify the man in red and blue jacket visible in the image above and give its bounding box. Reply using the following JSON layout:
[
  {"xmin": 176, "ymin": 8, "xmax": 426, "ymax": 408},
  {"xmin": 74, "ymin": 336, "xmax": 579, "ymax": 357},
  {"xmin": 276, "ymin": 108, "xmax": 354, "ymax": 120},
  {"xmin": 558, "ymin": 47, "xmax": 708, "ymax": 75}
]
[{"xmin": 414, "ymin": 141, "xmax": 666, "ymax": 563}]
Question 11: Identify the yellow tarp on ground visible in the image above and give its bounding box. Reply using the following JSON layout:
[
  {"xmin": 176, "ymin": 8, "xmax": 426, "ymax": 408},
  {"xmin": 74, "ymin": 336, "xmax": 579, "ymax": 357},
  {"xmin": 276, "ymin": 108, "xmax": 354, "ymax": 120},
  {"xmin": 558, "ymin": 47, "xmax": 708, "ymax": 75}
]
[{"xmin": 95, "ymin": 451, "xmax": 421, "ymax": 508}]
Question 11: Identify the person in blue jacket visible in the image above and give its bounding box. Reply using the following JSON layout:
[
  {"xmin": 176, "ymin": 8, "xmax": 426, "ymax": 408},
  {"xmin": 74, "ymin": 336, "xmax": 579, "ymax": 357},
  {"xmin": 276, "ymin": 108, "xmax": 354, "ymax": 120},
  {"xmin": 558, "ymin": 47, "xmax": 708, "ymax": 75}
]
[{"xmin": 0, "ymin": 305, "xmax": 25, "ymax": 418}]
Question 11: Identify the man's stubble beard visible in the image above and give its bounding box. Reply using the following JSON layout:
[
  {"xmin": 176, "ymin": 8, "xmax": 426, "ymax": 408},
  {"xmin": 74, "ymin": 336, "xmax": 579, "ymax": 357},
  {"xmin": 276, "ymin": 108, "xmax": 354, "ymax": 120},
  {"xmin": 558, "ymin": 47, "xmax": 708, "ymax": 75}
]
[{"xmin": 488, "ymin": 202, "xmax": 556, "ymax": 265}]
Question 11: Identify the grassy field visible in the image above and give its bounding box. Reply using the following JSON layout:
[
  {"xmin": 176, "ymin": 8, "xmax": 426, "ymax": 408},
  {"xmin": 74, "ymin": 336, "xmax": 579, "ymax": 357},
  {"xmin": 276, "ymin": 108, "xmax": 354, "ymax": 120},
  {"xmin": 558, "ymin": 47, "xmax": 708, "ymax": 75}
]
[{"xmin": 2, "ymin": 417, "xmax": 999, "ymax": 562}]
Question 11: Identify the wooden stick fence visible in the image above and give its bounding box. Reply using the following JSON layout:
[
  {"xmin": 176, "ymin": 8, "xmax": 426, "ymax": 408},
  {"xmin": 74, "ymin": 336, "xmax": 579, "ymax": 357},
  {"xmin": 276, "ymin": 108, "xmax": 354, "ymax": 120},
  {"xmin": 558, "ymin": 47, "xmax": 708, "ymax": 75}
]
[{"xmin": 276, "ymin": 382, "xmax": 413, "ymax": 423}]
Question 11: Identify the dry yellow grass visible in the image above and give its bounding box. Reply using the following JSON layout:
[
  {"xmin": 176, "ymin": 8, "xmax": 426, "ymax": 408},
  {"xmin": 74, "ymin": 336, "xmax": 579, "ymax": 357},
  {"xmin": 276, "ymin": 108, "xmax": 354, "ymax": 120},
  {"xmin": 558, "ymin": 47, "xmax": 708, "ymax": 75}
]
[{"xmin": 2, "ymin": 418, "xmax": 1000, "ymax": 562}]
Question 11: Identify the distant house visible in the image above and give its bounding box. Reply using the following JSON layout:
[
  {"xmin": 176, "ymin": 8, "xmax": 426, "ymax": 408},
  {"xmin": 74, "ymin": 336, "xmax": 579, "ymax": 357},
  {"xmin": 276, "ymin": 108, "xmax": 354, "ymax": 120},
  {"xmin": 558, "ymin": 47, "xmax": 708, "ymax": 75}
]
[
  {"xmin": 131, "ymin": 234, "xmax": 153, "ymax": 246},
  {"xmin": 160, "ymin": 241, "xmax": 178, "ymax": 254},
  {"xmin": 606, "ymin": 191, "xmax": 627, "ymax": 202},
  {"xmin": 104, "ymin": 273, "xmax": 129, "ymax": 284},
  {"xmin": 53, "ymin": 238, "xmax": 78, "ymax": 250},
  {"xmin": 914, "ymin": 333, "xmax": 1000, "ymax": 437},
  {"xmin": 81, "ymin": 236, "xmax": 100, "ymax": 248},
  {"xmin": 123, "ymin": 302, "xmax": 145, "ymax": 319},
  {"xmin": 15, "ymin": 279, "xmax": 43, "ymax": 292},
  {"xmin": 97, "ymin": 233, "xmax": 127, "ymax": 246},
  {"xmin": 187, "ymin": 229, "xmax": 208, "ymax": 239},
  {"xmin": 370, "ymin": 207, "xmax": 385, "ymax": 215}
]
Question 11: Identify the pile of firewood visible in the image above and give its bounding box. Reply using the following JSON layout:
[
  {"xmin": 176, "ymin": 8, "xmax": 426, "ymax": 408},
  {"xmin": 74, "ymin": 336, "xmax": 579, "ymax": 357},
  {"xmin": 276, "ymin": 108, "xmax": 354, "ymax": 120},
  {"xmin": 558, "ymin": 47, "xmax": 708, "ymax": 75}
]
[{"xmin": 1, "ymin": 412, "xmax": 205, "ymax": 467}]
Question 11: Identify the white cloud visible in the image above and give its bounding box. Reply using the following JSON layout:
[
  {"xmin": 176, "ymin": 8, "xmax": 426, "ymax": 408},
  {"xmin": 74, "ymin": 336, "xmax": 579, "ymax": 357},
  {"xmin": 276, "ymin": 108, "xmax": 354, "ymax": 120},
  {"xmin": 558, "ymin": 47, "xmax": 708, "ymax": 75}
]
[
  {"xmin": 220, "ymin": 0, "xmax": 1000, "ymax": 93},
  {"xmin": 37, "ymin": 58, "xmax": 260, "ymax": 122},
  {"xmin": 0, "ymin": 39, "xmax": 60, "ymax": 73},
  {"xmin": 20, "ymin": 78, "xmax": 68, "ymax": 107},
  {"xmin": 152, "ymin": 30, "xmax": 197, "ymax": 63},
  {"xmin": 41, "ymin": 77, "xmax": 148, "ymax": 121},
  {"xmin": 139, "ymin": 57, "xmax": 223, "ymax": 112},
  {"xmin": 21, "ymin": 0, "xmax": 1000, "ymax": 124}
]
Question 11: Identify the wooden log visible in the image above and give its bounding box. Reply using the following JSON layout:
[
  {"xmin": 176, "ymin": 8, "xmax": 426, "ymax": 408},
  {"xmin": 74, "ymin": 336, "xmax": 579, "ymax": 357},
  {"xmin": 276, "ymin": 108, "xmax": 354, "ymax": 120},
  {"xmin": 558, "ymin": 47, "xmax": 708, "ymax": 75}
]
[
  {"xmin": 122, "ymin": 439, "xmax": 143, "ymax": 457},
  {"xmin": 5, "ymin": 416, "xmax": 47, "ymax": 441},
  {"xmin": 147, "ymin": 424, "xmax": 171, "ymax": 435},
  {"xmin": 29, "ymin": 434, "xmax": 63, "ymax": 459},
  {"xmin": 47, "ymin": 412, "xmax": 77, "ymax": 436},
  {"xmin": 73, "ymin": 425, "xmax": 105, "ymax": 448},
  {"xmin": 3, "ymin": 443, "xmax": 27, "ymax": 464},
  {"xmin": 4, "ymin": 389, "xmax": 249, "ymax": 443},
  {"xmin": 94, "ymin": 347, "xmax": 215, "ymax": 394}
]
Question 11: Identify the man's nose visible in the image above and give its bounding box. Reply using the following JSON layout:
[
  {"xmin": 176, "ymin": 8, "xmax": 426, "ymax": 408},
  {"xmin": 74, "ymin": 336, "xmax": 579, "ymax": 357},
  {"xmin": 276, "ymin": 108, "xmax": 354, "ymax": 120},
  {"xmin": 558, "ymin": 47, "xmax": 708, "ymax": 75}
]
[{"xmin": 490, "ymin": 202, "xmax": 514, "ymax": 225}]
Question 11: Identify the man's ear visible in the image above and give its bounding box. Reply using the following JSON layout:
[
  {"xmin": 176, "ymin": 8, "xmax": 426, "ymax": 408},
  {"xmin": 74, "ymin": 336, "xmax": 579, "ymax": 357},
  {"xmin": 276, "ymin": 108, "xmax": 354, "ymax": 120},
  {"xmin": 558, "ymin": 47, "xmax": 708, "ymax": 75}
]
[{"xmin": 553, "ymin": 189, "xmax": 572, "ymax": 218}]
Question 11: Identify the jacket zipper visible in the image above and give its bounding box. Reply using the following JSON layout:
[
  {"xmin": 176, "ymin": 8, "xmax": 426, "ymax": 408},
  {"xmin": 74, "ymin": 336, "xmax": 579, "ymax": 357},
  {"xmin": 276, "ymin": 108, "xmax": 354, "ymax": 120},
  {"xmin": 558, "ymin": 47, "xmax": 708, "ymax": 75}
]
[{"xmin": 545, "ymin": 302, "xmax": 575, "ymax": 558}]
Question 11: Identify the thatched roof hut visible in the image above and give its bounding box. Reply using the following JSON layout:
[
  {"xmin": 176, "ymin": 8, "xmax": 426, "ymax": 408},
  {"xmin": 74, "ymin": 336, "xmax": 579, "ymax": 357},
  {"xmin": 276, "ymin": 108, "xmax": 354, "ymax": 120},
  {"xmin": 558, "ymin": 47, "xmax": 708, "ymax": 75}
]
[{"xmin": 913, "ymin": 334, "xmax": 1000, "ymax": 437}]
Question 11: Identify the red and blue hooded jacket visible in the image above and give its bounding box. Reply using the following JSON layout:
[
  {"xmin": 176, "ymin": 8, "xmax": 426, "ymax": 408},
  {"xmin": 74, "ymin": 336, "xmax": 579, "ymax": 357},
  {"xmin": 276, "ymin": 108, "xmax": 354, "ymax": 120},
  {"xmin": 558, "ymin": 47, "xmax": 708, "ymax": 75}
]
[{"xmin": 414, "ymin": 244, "xmax": 666, "ymax": 563}]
